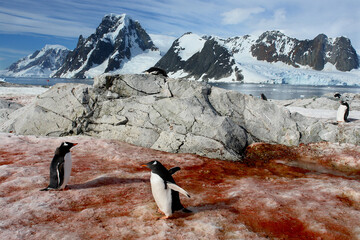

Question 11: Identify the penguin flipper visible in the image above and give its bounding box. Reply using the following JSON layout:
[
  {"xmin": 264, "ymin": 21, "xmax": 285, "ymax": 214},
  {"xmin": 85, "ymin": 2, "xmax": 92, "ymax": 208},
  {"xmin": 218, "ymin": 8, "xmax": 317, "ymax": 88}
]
[
  {"xmin": 57, "ymin": 162, "xmax": 65, "ymax": 188},
  {"xmin": 166, "ymin": 182, "xmax": 190, "ymax": 198},
  {"xmin": 168, "ymin": 167, "xmax": 181, "ymax": 175}
]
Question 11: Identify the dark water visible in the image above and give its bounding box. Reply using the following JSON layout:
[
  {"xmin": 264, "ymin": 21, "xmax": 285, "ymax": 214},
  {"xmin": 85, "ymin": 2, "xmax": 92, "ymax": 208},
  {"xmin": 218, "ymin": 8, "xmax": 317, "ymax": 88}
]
[
  {"xmin": 210, "ymin": 82, "xmax": 360, "ymax": 100},
  {"xmin": 2, "ymin": 77, "xmax": 360, "ymax": 100},
  {"xmin": 1, "ymin": 77, "xmax": 93, "ymax": 86}
]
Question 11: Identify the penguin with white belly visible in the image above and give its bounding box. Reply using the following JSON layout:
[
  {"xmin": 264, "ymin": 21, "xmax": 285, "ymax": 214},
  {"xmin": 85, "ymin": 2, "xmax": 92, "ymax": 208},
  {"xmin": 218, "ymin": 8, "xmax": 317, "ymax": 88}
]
[
  {"xmin": 143, "ymin": 161, "xmax": 191, "ymax": 219},
  {"xmin": 337, "ymin": 100, "xmax": 350, "ymax": 123},
  {"xmin": 40, "ymin": 142, "xmax": 77, "ymax": 191}
]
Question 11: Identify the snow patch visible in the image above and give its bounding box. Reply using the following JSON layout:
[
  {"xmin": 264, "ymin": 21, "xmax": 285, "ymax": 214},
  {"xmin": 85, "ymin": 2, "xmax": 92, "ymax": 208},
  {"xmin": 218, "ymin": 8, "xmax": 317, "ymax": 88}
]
[{"xmin": 175, "ymin": 33, "xmax": 206, "ymax": 61}]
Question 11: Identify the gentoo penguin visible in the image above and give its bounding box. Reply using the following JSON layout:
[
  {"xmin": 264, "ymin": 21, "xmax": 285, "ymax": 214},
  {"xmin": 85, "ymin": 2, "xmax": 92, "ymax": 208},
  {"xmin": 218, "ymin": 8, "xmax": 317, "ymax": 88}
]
[
  {"xmin": 144, "ymin": 67, "xmax": 168, "ymax": 77},
  {"xmin": 337, "ymin": 100, "xmax": 350, "ymax": 122},
  {"xmin": 143, "ymin": 161, "xmax": 191, "ymax": 219},
  {"xmin": 334, "ymin": 93, "xmax": 341, "ymax": 99},
  {"xmin": 260, "ymin": 93, "xmax": 268, "ymax": 101},
  {"xmin": 40, "ymin": 142, "xmax": 77, "ymax": 191}
]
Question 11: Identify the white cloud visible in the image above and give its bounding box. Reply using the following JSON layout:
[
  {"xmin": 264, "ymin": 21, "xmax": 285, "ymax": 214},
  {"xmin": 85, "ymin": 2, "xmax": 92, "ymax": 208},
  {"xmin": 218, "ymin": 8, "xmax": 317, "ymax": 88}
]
[
  {"xmin": 221, "ymin": 7, "xmax": 265, "ymax": 25},
  {"xmin": 273, "ymin": 8, "xmax": 286, "ymax": 22}
]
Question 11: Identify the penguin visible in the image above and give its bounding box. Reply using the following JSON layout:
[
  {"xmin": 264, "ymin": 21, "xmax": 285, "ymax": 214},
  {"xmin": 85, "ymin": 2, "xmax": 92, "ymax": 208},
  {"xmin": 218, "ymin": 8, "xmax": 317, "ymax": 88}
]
[
  {"xmin": 260, "ymin": 93, "xmax": 268, "ymax": 101},
  {"xmin": 143, "ymin": 161, "xmax": 191, "ymax": 219},
  {"xmin": 336, "ymin": 100, "xmax": 350, "ymax": 122},
  {"xmin": 334, "ymin": 93, "xmax": 341, "ymax": 99},
  {"xmin": 144, "ymin": 67, "xmax": 168, "ymax": 77},
  {"xmin": 40, "ymin": 142, "xmax": 77, "ymax": 191}
]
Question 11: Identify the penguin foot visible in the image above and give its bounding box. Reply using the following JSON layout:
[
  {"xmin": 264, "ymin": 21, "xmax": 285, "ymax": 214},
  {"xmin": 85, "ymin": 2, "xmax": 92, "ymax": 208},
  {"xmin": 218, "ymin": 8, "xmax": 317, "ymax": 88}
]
[
  {"xmin": 160, "ymin": 216, "xmax": 170, "ymax": 220},
  {"xmin": 182, "ymin": 208, "xmax": 192, "ymax": 213}
]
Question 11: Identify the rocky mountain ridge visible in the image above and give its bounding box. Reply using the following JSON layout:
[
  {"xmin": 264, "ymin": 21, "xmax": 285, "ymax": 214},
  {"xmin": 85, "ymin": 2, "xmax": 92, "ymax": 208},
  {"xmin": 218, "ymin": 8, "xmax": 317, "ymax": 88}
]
[
  {"xmin": 251, "ymin": 31, "xmax": 359, "ymax": 71},
  {"xmin": 1, "ymin": 14, "xmax": 359, "ymax": 84},
  {"xmin": 156, "ymin": 31, "xmax": 359, "ymax": 82}
]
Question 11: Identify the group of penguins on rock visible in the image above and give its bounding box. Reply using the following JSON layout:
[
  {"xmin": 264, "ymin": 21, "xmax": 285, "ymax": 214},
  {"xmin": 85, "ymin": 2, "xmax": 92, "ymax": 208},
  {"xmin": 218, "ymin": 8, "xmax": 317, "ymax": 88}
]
[
  {"xmin": 40, "ymin": 142, "xmax": 191, "ymax": 219},
  {"xmin": 40, "ymin": 67, "xmax": 351, "ymax": 219}
]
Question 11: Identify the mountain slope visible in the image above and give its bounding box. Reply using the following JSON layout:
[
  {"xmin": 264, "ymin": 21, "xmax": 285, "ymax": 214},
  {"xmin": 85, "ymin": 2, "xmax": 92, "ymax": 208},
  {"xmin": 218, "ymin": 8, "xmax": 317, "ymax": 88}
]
[
  {"xmin": 2, "ymin": 45, "xmax": 70, "ymax": 78},
  {"xmin": 155, "ymin": 33, "xmax": 242, "ymax": 81},
  {"xmin": 52, "ymin": 13, "xmax": 161, "ymax": 79},
  {"xmin": 155, "ymin": 31, "xmax": 359, "ymax": 85}
]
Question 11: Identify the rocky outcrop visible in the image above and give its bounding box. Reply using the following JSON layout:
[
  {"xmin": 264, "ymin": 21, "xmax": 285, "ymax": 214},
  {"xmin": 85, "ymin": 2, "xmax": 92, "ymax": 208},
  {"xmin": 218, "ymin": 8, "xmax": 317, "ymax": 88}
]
[
  {"xmin": 274, "ymin": 93, "xmax": 360, "ymax": 145},
  {"xmin": 1, "ymin": 74, "xmax": 359, "ymax": 160},
  {"xmin": 0, "ymin": 74, "xmax": 301, "ymax": 161},
  {"xmin": 0, "ymin": 99, "xmax": 23, "ymax": 126}
]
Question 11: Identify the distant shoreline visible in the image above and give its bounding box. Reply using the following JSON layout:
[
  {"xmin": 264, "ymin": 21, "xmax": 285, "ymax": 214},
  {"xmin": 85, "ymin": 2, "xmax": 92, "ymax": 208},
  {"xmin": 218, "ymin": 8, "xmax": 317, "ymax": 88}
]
[{"xmin": 0, "ymin": 81, "xmax": 49, "ymax": 88}]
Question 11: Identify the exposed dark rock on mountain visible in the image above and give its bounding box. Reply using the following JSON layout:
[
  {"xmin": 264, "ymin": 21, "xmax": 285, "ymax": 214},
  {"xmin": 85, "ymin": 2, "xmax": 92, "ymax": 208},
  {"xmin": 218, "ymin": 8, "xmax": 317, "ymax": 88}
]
[
  {"xmin": 251, "ymin": 31, "xmax": 359, "ymax": 71},
  {"xmin": 155, "ymin": 31, "xmax": 358, "ymax": 82},
  {"xmin": 155, "ymin": 33, "xmax": 243, "ymax": 81}
]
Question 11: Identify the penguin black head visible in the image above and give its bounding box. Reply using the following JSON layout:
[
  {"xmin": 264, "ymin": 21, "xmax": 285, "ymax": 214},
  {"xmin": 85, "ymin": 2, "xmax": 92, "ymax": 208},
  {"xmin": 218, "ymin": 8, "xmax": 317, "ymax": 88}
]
[
  {"xmin": 334, "ymin": 93, "xmax": 341, "ymax": 98},
  {"xmin": 144, "ymin": 67, "xmax": 168, "ymax": 77},
  {"xmin": 340, "ymin": 100, "xmax": 349, "ymax": 107},
  {"xmin": 143, "ymin": 160, "xmax": 160, "ymax": 168},
  {"xmin": 260, "ymin": 93, "xmax": 267, "ymax": 101},
  {"xmin": 143, "ymin": 160, "xmax": 168, "ymax": 174},
  {"xmin": 56, "ymin": 142, "xmax": 78, "ymax": 155}
]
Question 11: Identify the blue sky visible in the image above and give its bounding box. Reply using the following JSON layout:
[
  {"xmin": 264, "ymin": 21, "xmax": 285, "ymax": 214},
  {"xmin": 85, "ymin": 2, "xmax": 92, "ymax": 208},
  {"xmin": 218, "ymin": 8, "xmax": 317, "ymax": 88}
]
[{"xmin": 0, "ymin": 0, "xmax": 359, "ymax": 70}]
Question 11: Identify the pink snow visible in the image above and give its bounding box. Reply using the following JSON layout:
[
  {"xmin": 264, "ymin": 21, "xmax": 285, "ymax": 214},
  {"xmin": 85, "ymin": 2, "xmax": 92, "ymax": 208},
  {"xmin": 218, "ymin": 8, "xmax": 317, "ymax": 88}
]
[{"xmin": 1, "ymin": 133, "xmax": 360, "ymax": 239}]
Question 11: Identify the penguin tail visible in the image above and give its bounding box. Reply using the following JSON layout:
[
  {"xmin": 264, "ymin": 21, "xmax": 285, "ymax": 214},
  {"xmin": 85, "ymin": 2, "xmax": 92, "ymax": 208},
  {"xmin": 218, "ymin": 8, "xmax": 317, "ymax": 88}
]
[{"xmin": 182, "ymin": 208, "xmax": 192, "ymax": 213}]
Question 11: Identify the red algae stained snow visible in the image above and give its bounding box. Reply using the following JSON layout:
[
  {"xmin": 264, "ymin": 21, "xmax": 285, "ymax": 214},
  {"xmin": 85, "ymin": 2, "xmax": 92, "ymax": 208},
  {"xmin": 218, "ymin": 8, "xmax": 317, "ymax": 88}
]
[{"xmin": 0, "ymin": 133, "xmax": 360, "ymax": 239}]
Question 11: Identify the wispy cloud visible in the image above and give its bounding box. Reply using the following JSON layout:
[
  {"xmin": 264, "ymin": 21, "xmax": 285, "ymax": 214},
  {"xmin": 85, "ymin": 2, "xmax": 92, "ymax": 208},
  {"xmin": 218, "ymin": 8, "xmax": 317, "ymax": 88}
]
[
  {"xmin": 221, "ymin": 7, "xmax": 265, "ymax": 25},
  {"xmin": 0, "ymin": 47, "xmax": 30, "ymax": 56},
  {"xmin": 0, "ymin": 6, "xmax": 94, "ymax": 37}
]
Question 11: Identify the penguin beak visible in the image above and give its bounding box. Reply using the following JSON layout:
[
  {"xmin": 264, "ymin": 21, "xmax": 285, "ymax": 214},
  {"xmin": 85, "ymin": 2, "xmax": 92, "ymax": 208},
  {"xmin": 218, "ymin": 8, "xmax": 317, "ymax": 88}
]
[
  {"xmin": 142, "ymin": 164, "xmax": 148, "ymax": 168},
  {"xmin": 73, "ymin": 143, "xmax": 78, "ymax": 146}
]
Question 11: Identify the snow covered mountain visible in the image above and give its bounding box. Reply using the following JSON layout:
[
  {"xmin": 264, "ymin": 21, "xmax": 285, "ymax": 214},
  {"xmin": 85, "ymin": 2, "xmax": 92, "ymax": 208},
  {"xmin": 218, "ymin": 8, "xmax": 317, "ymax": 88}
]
[
  {"xmin": 52, "ymin": 13, "xmax": 161, "ymax": 79},
  {"xmin": 2, "ymin": 45, "xmax": 70, "ymax": 78},
  {"xmin": 155, "ymin": 31, "xmax": 360, "ymax": 85}
]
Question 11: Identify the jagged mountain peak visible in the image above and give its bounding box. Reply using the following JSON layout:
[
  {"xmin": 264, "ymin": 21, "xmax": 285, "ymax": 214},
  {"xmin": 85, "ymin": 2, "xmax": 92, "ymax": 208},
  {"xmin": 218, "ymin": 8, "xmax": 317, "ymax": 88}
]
[
  {"xmin": 96, "ymin": 13, "xmax": 129, "ymax": 38},
  {"xmin": 52, "ymin": 13, "xmax": 160, "ymax": 79}
]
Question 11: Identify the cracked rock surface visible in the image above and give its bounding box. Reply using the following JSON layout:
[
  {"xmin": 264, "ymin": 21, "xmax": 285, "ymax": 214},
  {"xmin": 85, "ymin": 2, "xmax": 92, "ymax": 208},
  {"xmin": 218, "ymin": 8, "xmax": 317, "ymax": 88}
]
[{"xmin": 1, "ymin": 74, "xmax": 358, "ymax": 160}]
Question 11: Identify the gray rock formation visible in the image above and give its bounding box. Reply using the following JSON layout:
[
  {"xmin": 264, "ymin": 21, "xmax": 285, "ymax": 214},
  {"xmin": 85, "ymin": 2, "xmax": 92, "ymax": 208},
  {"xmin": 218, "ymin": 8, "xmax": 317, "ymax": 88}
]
[
  {"xmin": 0, "ymin": 99, "xmax": 23, "ymax": 126},
  {"xmin": 1, "ymin": 74, "xmax": 359, "ymax": 160},
  {"xmin": 0, "ymin": 74, "xmax": 300, "ymax": 161}
]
